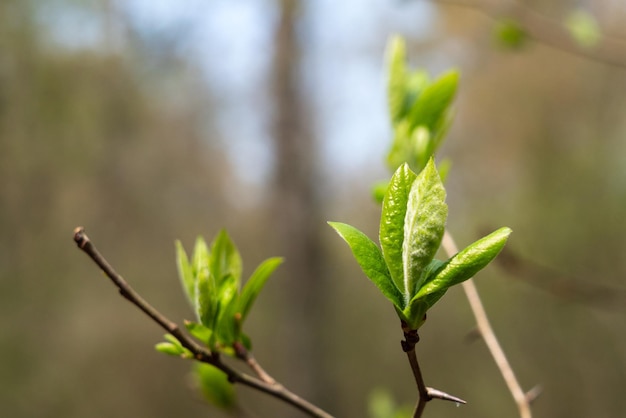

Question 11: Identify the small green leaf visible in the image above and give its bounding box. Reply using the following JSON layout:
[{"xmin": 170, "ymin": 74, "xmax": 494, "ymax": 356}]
[
  {"xmin": 239, "ymin": 257, "xmax": 283, "ymax": 321},
  {"xmin": 494, "ymin": 19, "xmax": 527, "ymax": 49},
  {"xmin": 413, "ymin": 227, "xmax": 512, "ymax": 301},
  {"xmin": 380, "ymin": 163, "xmax": 417, "ymax": 296},
  {"xmin": 406, "ymin": 71, "xmax": 459, "ymax": 132},
  {"xmin": 194, "ymin": 363, "xmax": 237, "ymax": 410},
  {"xmin": 215, "ymin": 275, "xmax": 240, "ymax": 345},
  {"xmin": 386, "ymin": 35, "xmax": 408, "ymax": 123},
  {"xmin": 402, "ymin": 158, "xmax": 447, "ymax": 297},
  {"xmin": 175, "ymin": 241, "xmax": 195, "ymax": 309},
  {"xmin": 195, "ymin": 259, "xmax": 218, "ymax": 330},
  {"xmin": 209, "ymin": 230, "xmax": 243, "ymax": 285},
  {"xmin": 329, "ymin": 221, "xmax": 404, "ymax": 309},
  {"xmin": 565, "ymin": 10, "xmax": 600, "ymax": 48},
  {"xmin": 155, "ymin": 342, "xmax": 185, "ymax": 356},
  {"xmin": 185, "ymin": 321, "xmax": 213, "ymax": 344}
]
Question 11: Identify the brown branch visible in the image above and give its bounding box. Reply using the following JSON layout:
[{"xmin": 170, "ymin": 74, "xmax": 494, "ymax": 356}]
[
  {"xmin": 429, "ymin": 0, "xmax": 626, "ymax": 69},
  {"xmin": 400, "ymin": 323, "xmax": 466, "ymax": 418},
  {"xmin": 73, "ymin": 227, "xmax": 334, "ymax": 418},
  {"xmin": 442, "ymin": 230, "xmax": 532, "ymax": 418}
]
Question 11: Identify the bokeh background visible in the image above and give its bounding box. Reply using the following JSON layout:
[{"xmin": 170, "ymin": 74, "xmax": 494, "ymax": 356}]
[{"xmin": 2, "ymin": 0, "xmax": 626, "ymax": 417}]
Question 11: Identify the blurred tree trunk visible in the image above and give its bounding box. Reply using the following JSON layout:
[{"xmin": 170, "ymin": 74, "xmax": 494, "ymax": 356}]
[{"xmin": 270, "ymin": 0, "xmax": 332, "ymax": 413}]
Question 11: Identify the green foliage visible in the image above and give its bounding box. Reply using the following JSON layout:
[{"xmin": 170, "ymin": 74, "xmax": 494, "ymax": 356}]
[
  {"xmin": 330, "ymin": 160, "xmax": 511, "ymax": 329},
  {"xmin": 330, "ymin": 36, "xmax": 511, "ymax": 330},
  {"xmin": 565, "ymin": 10, "xmax": 600, "ymax": 48},
  {"xmin": 158, "ymin": 230, "xmax": 282, "ymax": 354},
  {"xmin": 155, "ymin": 334, "xmax": 192, "ymax": 358},
  {"xmin": 385, "ymin": 36, "xmax": 458, "ymax": 175},
  {"xmin": 368, "ymin": 388, "xmax": 412, "ymax": 418},
  {"xmin": 194, "ymin": 363, "xmax": 237, "ymax": 410},
  {"xmin": 494, "ymin": 19, "xmax": 528, "ymax": 49}
]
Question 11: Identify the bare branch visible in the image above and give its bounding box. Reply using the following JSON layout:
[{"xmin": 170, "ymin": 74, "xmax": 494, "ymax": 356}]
[
  {"xmin": 73, "ymin": 227, "xmax": 334, "ymax": 418},
  {"xmin": 400, "ymin": 322, "xmax": 466, "ymax": 417}
]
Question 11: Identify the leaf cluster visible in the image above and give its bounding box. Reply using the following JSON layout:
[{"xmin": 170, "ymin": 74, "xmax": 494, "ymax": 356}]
[
  {"xmin": 331, "ymin": 160, "xmax": 510, "ymax": 329},
  {"xmin": 156, "ymin": 230, "xmax": 282, "ymax": 356},
  {"xmin": 331, "ymin": 36, "xmax": 511, "ymax": 330},
  {"xmin": 385, "ymin": 36, "xmax": 458, "ymax": 177}
]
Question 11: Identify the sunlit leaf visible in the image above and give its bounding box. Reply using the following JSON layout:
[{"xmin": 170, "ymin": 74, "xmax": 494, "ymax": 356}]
[
  {"xmin": 209, "ymin": 229, "xmax": 242, "ymax": 285},
  {"xmin": 412, "ymin": 227, "xmax": 512, "ymax": 301},
  {"xmin": 387, "ymin": 35, "xmax": 408, "ymax": 123},
  {"xmin": 175, "ymin": 240, "xmax": 195, "ymax": 311},
  {"xmin": 406, "ymin": 71, "xmax": 459, "ymax": 133},
  {"xmin": 402, "ymin": 159, "xmax": 447, "ymax": 297},
  {"xmin": 329, "ymin": 221, "xmax": 404, "ymax": 309},
  {"xmin": 239, "ymin": 257, "xmax": 283, "ymax": 321},
  {"xmin": 155, "ymin": 342, "xmax": 185, "ymax": 357},
  {"xmin": 380, "ymin": 163, "xmax": 417, "ymax": 297}
]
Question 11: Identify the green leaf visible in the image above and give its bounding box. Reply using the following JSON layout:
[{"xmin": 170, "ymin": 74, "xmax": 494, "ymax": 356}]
[
  {"xmin": 565, "ymin": 10, "xmax": 600, "ymax": 48},
  {"xmin": 215, "ymin": 275, "xmax": 240, "ymax": 345},
  {"xmin": 387, "ymin": 120, "xmax": 413, "ymax": 171},
  {"xmin": 402, "ymin": 158, "xmax": 447, "ymax": 297},
  {"xmin": 239, "ymin": 257, "xmax": 283, "ymax": 321},
  {"xmin": 155, "ymin": 342, "xmax": 185, "ymax": 357},
  {"xmin": 185, "ymin": 321, "xmax": 213, "ymax": 344},
  {"xmin": 406, "ymin": 71, "xmax": 458, "ymax": 132},
  {"xmin": 494, "ymin": 19, "xmax": 527, "ymax": 49},
  {"xmin": 175, "ymin": 240, "xmax": 195, "ymax": 311},
  {"xmin": 329, "ymin": 221, "xmax": 404, "ymax": 309},
  {"xmin": 195, "ymin": 257, "xmax": 218, "ymax": 330},
  {"xmin": 380, "ymin": 163, "xmax": 417, "ymax": 297},
  {"xmin": 194, "ymin": 363, "xmax": 237, "ymax": 410},
  {"xmin": 209, "ymin": 229, "xmax": 242, "ymax": 285},
  {"xmin": 386, "ymin": 35, "xmax": 408, "ymax": 124},
  {"xmin": 413, "ymin": 227, "xmax": 512, "ymax": 301},
  {"xmin": 155, "ymin": 334, "xmax": 192, "ymax": 357},
  {"xmin": 402, "ymin": 287, "xmax": 447, "ymax": 329}
]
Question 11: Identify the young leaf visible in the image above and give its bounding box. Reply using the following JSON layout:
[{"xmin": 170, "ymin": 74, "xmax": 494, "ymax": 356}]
[
  {"xmin": 195, "ymin": 260, "xmax": 218, "ymax": 331},
  {"xmin": 155, "ymin": 342, "xmax": 186, "ymax": 357},
  {"xmin": 412, "ymin": 227, "xmax": 512, "ymax": 301},
  {"xmin": 185, "ymin": 321, "xmax": 213, "ymax": 344},
  {"xmin": 215, "ymin": 275, "xmax": 240, "ymax": 345},
  {"xmin": 406, "ymin": 70, "xmax": 459, "ymax": 132},
  {"xmin": 329, "ymin": 221, "xmax": 404, "ymax": 309},
  {"xmin": 194, "ymin": 363, "xmax": 237, "ymax": 410},
  {"xmin": 386, "ymin": 35, "xmax": 408, "ymax": 123},
  {"xmin": 209, "ymin": 230, "xmax": 243, "ymax": 285},
  {"xmin": 175, "ymin": 240, "xmax": 195, "ymax": 310},
  {"xmin": 380, "ymin": 163, "xmax": 417, "ymax": 296},
  {"xmin": 239, "ymin": 257, "xmax": 283, "ymax": 321},
  {"xmin": 402, "ymin": 158, "xmax": 447, "ymax": 297}
]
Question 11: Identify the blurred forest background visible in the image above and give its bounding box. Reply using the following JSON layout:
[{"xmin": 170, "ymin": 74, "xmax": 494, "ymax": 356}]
[{"xmin": 2, "ymin": 0, "xmax": 626, "ymax": 417}]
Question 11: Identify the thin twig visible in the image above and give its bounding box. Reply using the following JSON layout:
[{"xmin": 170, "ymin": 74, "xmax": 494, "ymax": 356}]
[
  {"xmin": 442, "ymin": 230, "xmax": 532, "ymax": 418},
  {"xmin": 400, "ymin": 323, "xmax": 466, "ymax": 418},
  {"xmin": 73, "ymin": 227, "xmax": 334, "ymax": 418}
]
